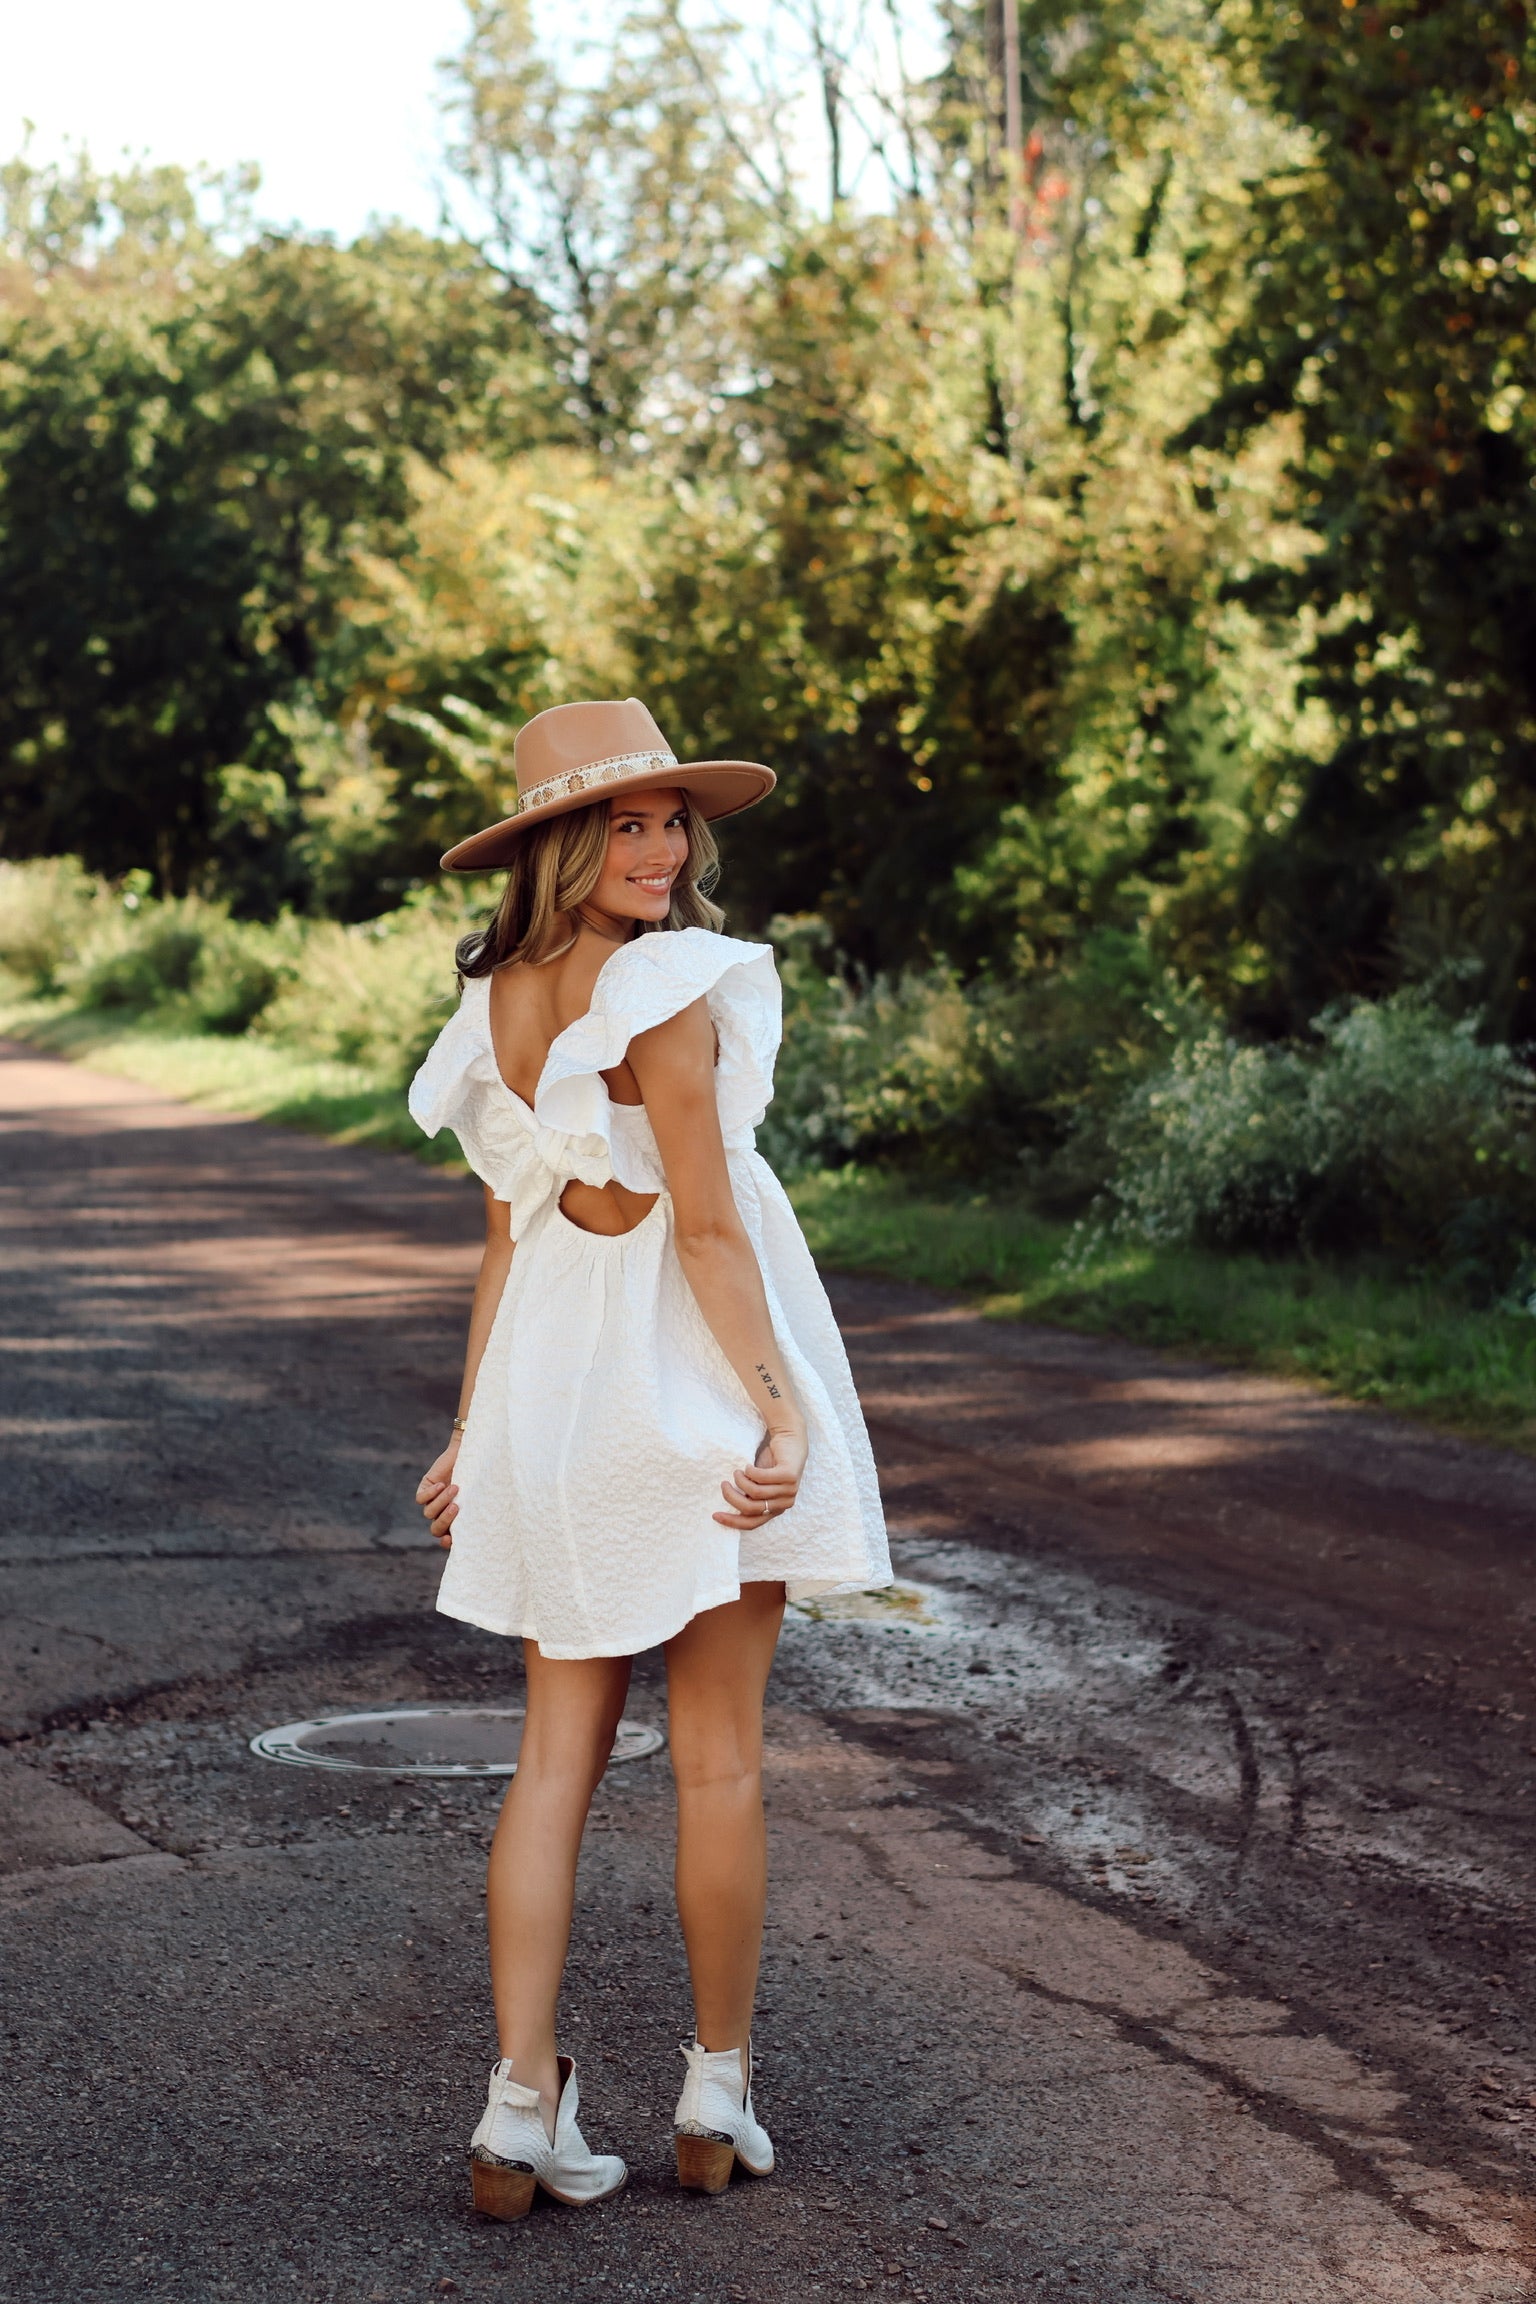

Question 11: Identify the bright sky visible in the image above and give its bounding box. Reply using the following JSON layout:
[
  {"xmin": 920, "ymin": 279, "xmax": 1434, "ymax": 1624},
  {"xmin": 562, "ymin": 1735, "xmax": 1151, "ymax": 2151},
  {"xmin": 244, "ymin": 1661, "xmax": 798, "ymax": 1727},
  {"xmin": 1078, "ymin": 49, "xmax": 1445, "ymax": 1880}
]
[
  {"xmin": 2, "ymin": 0, "xmax": 474, "ymax": 240},
  {"xmin": 2, "ymin": 3, "xmax": 943, "ymax": 243}
]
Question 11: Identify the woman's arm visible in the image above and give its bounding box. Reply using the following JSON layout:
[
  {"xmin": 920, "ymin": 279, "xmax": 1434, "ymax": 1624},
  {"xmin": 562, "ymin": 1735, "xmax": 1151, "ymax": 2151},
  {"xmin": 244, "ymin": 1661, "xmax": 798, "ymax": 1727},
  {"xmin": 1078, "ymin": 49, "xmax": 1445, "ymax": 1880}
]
[
  {"xmin": 415, "ymin": 1186, "xmax": 514, "ymax": 1549},
  {"xmin": 628, "ymin": 997, "xmax": 807, "ymax": 1530}
]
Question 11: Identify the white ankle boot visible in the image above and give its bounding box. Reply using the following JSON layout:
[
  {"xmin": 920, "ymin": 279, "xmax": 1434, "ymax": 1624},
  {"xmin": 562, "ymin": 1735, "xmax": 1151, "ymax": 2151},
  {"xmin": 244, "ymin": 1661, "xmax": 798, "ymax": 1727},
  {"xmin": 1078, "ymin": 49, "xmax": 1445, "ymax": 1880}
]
[
  {"xmin": 469, "ymin": 2055, "xmax": 627, "ymax": 2219},
  {"xmin": 673, "ymin": 2040, "xmax": 774, "ymax": 2192}
]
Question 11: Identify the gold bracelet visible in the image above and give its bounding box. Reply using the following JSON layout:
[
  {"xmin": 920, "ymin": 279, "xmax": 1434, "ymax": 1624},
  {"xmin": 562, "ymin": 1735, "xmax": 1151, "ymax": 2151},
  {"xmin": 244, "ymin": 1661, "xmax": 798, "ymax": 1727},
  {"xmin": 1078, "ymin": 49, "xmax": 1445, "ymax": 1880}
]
[{"xmin": 452, "ymin": 1415, "xmax": 468, "ymax": 1433}]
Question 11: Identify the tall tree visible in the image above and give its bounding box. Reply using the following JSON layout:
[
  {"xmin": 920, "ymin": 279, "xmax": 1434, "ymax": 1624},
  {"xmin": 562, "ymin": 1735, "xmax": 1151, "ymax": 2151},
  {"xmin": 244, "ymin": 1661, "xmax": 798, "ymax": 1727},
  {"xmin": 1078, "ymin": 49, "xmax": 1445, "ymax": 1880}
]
[
  {"xmin": 0, "ymin": 211, "xmax": 554, "ymax": 898},
  {"xmin": 441, "ymin": 1, "xmax": 770, "ymax": 449},
  {"xmin": 1191, "ymin": 0, "xmax": 1536, "ymax": 1031}
]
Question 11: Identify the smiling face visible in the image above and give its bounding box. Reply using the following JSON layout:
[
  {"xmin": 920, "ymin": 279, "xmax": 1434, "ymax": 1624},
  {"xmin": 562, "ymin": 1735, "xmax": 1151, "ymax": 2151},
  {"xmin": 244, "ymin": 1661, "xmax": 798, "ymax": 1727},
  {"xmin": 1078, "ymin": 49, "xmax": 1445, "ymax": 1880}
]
[{"xmin": 582, "ymin": 787, "xmax": 692, "ymax": 929}]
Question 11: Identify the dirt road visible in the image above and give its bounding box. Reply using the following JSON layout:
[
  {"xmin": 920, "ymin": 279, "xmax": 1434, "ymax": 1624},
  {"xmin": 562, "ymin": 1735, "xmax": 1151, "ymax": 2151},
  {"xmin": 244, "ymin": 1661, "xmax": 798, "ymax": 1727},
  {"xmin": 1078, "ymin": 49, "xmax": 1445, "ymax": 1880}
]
[{"xmin": 2, "ymin": 1038, "xmax": 1534, "ymax": 2304}]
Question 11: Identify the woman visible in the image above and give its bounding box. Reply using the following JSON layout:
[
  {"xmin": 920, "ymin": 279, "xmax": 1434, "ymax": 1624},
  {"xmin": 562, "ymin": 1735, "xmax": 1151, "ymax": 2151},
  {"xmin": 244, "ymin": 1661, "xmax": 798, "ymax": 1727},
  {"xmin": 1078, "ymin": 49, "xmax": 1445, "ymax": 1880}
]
[{"xmin": 409, "ymin": 698, "xmax": 890, "ymax": 2220}]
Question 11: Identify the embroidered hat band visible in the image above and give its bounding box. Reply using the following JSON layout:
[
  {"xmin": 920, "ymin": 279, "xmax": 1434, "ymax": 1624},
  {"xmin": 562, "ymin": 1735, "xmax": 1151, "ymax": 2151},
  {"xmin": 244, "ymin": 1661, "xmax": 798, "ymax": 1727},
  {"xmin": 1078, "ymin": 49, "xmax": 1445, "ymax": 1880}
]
[
  {"xmin": 439, "ymin": 700, "xmax": 774, "ymax": 873},
  {"xmin": 518, "ymin": 746, "xmax": 678, "ymax": 811}
]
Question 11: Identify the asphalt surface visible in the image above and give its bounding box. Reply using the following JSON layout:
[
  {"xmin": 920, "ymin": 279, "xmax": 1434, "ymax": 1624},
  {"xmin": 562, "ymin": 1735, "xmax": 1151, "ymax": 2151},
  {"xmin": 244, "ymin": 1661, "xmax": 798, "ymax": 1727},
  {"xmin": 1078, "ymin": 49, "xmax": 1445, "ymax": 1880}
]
[{"xmin": 2, "ymin": 1037, "xmax": 1534, "ymax": 2304}]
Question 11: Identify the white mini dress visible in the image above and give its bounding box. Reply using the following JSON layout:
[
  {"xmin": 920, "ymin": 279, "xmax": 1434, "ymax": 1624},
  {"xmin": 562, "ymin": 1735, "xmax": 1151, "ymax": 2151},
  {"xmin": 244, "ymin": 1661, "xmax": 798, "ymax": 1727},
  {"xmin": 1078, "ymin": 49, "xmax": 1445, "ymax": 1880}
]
[{"xmin": 407, "ymin": 925, "xmax": 891, "ymax": 1658}]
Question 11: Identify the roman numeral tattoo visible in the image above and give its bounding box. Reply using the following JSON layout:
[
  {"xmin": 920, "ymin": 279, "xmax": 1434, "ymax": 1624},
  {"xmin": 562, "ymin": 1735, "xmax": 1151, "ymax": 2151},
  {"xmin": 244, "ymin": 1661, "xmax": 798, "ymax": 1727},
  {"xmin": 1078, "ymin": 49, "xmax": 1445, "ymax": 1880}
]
[{"xmin": 755, "ymin": 1362, "xmax": 782, "ymax": 1401}]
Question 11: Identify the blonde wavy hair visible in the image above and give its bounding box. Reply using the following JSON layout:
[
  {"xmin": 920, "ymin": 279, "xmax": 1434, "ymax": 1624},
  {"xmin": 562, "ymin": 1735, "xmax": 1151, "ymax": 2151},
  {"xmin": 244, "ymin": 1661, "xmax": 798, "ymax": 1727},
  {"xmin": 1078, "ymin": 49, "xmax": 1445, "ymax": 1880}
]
[{"xmin": 455, "ymin": 792, "xmax": 724, "ymax": 980}]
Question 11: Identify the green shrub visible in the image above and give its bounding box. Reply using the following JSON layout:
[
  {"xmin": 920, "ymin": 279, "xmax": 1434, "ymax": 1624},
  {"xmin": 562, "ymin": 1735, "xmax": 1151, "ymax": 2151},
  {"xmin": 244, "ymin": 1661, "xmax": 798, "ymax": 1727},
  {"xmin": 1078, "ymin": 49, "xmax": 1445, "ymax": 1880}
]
[
  {"xmin": 758, "ymin": 919, "xmax": 1199, "ymax": 1190},
  {"xmin": 1093, "ymin": 984, "xmax": 1536, "ymax": 1291},
  {"xmin": 0, "ymin": 855, "xmax": 467, "ymax": 1072},
  {"xmin": 186, "ymin": 915, "xmax": 303, "ymax": 1034},
  {"xmin": 256, "ymin": 889, "xmax": 467, "ymax": 1085},
  {"xmin": 757, "ymin": 920, "xmax": 983, "ymax": 1176},
  {"xmin": 62, "ymin": 886, "xmax": 302, "ymax": 1031},
  {"xmin": 0, "ymin": 856, "xmax": 105, "ymax": 991},
  {"xmin": 71, "ymin": 896, "xmax": 214, "ymax": 1010}
]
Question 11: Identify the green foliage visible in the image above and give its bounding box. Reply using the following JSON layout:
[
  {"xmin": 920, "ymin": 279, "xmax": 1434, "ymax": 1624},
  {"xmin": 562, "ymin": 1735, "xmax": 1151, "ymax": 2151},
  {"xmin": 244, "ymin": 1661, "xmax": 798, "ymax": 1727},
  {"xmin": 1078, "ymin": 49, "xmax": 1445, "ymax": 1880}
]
[
  {"xmin": 185, "ymin": 916, "xmax": 305, "ymax": 1036},
  {"xmin": 255, "ymin": 893, "xmax": 469, "ymax": 1086},
  {"xmin": 71, "ymin": 897, "xmax": 212, "ymax": 1010},
  {"xmin": 625, "ymin": 217, "xmax": 1073, "ymax": 966},
  {"xmin": 759, "ymin": 916, "xmax": 1204, "ymax": 1188},
  {"xmin": 0, "ymin": 858, "xmax": 466, "ymax": 1081},
  {"xmin": 535, "ymin": 0, "xmax": 1327, "ymax": 988},
  {"xmin": 27, "ymin": 872, "xmax": 301, "ymax": 1033},
  {"xmin": 1093, "ymin": 982, "xmax": 1536, "ymax": 1288},
  {"xmin": 1195, "ymin": 0, "xmax": 1536, "ymax": 1033},
  {"xmin": 760, "ymin": 920, "xmax": 989, "ymax": 1174},
  {"xmin": 0, "ymin": 855, "xmax": 105, "ymax": 990},
  {"xmin": 0, "ymin": 141, "xmax": 256, "ymax": 297},
  {"xmin": 339, "ymin": 445, "xmax": 639, "ymax": 876},
  {"xmin": 0, "ymin": 196, "xmax": 557, "ymax": 902},
  {"xmin": 443, "ymin": 0, "xmax": 766, "ymax": 447},
  {"xmin": 788, "ymin": 1167, "xmax": 1536, "ymax": 1445}
]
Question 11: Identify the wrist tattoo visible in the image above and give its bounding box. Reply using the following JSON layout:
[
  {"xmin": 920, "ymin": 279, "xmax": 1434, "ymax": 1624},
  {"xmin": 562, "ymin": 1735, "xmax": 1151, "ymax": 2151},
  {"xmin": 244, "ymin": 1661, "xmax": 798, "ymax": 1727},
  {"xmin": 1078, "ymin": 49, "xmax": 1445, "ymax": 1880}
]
[{"xmin": 754, "ymin": 1361, "xmax": 782, "ymax": 1402}]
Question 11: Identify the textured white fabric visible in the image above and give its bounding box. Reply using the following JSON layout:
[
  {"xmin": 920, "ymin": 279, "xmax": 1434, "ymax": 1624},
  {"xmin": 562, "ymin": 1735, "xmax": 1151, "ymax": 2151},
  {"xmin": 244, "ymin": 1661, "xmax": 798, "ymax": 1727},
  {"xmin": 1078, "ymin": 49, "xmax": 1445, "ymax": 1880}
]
[{"xmin": 408, "ymin": 925, "xmax": 891, "ymax": 1658}]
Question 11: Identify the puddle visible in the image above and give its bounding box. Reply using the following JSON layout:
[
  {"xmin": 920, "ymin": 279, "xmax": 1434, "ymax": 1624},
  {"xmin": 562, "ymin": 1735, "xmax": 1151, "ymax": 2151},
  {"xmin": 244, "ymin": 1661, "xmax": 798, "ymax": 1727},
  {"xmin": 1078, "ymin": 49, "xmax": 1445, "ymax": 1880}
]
[{"xmin": 249, "ymin": 1707, "xmax": 666, "ymax": 1778}]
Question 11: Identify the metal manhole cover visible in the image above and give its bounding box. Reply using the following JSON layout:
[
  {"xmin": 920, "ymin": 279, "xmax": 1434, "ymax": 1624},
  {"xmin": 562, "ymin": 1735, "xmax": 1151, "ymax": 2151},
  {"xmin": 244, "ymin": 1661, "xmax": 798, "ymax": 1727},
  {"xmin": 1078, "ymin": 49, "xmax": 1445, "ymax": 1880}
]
[{"xmin": 249, "ymin": 1707, "xmax": 665, "ymax": 1778}]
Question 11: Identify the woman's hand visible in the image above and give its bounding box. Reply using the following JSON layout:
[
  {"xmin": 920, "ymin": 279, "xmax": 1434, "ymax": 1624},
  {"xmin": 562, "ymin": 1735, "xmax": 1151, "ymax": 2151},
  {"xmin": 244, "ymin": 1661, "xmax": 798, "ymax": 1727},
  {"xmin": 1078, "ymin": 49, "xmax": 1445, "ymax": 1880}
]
[
  {"xmin": 416, "ymin": 1434, "xmax": 462, "ymax": 1550},
  {"xmin": 714, "ymin": 1425, "xmax": 808, "ymax": 1531}
]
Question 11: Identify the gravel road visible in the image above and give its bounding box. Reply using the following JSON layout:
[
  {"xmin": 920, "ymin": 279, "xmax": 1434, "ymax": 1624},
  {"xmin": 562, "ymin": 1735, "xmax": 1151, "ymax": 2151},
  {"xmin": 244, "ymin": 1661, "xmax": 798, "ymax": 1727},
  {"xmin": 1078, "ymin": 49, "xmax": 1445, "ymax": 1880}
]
[{"xmin": 2, "ymin": 1037, "xmax": 1534, "ymax": 2304}]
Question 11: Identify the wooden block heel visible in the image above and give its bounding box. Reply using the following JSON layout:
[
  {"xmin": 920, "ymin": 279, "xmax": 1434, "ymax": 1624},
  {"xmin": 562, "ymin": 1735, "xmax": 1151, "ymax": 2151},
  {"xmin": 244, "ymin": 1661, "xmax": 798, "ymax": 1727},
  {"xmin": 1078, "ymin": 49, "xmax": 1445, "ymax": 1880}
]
[
  {"xmin": 675, "ymin": 2133, "xmax": 736, "ymax": 2193},
  {"xmin": 470, "ymin": 2156, "xmax": 537, "ymax": 2220}
]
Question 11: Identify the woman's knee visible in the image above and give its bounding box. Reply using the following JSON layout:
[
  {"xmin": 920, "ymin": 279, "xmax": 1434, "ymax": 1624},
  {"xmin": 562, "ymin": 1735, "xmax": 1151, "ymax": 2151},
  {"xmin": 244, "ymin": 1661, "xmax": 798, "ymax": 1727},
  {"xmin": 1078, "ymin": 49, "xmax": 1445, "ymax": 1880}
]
[{"xmin": 670, "ymin": 1729, "xmax": 762, "ymax": 1803}]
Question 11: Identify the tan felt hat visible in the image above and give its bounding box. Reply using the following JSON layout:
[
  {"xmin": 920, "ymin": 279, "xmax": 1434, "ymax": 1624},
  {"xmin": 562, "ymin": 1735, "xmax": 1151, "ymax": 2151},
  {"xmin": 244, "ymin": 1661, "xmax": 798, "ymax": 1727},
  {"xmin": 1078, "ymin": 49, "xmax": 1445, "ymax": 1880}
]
[{"xmin": 439, "ymin": 698, "xmax": 775, "ymax": 873}]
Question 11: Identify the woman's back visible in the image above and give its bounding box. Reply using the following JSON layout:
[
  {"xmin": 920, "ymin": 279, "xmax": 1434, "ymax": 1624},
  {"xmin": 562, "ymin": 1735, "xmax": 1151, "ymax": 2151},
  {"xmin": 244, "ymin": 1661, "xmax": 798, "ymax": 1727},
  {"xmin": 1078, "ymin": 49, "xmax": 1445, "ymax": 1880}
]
[
  {"xmin": 487, "ymin": 933, "xmax": 649, "ymax": 1234},
  {"xmin": 488, "ymin": 937, "xmax": 642, "ymax": 1107}
]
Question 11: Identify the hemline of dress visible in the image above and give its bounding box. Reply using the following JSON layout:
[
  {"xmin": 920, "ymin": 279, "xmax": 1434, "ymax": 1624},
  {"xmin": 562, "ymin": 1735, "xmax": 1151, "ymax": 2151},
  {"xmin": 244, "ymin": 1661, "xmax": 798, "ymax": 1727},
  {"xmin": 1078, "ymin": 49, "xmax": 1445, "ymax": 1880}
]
[{"xmin": 435, "ymin": 1564, "xmax": 892, "ymax": 1658}]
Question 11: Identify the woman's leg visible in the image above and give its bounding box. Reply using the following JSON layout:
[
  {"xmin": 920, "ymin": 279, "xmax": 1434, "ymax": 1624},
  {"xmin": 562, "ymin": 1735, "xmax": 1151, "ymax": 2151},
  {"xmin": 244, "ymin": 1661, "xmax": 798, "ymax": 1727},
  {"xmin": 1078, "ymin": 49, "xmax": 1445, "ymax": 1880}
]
[
  {"xmin": 664, "ymin": 1583, "xmax": 787, "ymax": 2073},
  {"xmin": 486, "ymin": 1641, "xmax": 632, "ymax": 2132}
]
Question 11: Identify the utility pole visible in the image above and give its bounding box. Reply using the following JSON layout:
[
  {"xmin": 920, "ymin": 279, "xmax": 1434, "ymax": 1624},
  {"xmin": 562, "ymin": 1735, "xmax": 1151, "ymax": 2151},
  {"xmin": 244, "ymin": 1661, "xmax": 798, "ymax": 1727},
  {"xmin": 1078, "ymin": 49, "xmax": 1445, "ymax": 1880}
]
[{"xmin": 1002, "ymin": 0, "xmax": 1024, "ymax": 233}]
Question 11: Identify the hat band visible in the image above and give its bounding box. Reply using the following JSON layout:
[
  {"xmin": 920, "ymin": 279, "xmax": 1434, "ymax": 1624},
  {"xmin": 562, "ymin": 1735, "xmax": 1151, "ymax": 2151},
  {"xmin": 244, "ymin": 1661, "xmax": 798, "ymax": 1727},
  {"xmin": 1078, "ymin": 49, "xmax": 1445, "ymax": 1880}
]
[{"xmin": 517, "ymin": 746, "xmax": 678, "ymax": 813}]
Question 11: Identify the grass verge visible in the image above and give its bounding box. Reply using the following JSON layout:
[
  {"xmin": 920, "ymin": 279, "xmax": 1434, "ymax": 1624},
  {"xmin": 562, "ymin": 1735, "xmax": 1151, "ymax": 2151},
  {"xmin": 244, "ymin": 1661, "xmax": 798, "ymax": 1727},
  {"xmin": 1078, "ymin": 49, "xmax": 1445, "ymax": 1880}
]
[
  {"xmin": 787, "ymin": 1168, "xmax": 1536, "ymax": 1451},
  {"xmin": 6, "ymin": 992, "xmax": 1533, "ymax": 1449},
  {"xmin": 0, "ymin": 994, "xmax": 466, "ymax": 1169}
]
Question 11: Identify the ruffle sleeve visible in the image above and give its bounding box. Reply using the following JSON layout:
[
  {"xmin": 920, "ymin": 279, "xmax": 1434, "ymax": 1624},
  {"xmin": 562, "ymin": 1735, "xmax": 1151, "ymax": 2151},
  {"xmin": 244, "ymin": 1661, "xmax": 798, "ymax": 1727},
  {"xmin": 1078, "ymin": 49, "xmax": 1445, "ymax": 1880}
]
[
  {"xmin": 535, "ymin": 928, "xmax": 780, "ymax": 1151},
  {"xmin": 407, "ymin": 977, "xmax": 570, "ymax": 1234},
  {"xmin": 406, "ymin": 980, "xmax": 487, "ymax": 1139}
]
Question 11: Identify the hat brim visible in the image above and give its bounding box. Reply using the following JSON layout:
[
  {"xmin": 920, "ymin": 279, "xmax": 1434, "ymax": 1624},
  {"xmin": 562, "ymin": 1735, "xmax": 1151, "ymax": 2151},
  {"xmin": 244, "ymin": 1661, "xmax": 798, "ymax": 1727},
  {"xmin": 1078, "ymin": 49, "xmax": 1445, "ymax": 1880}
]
[{"xmin": 439, "ymin": 760, "xmax": 776, "ymax": 874}]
